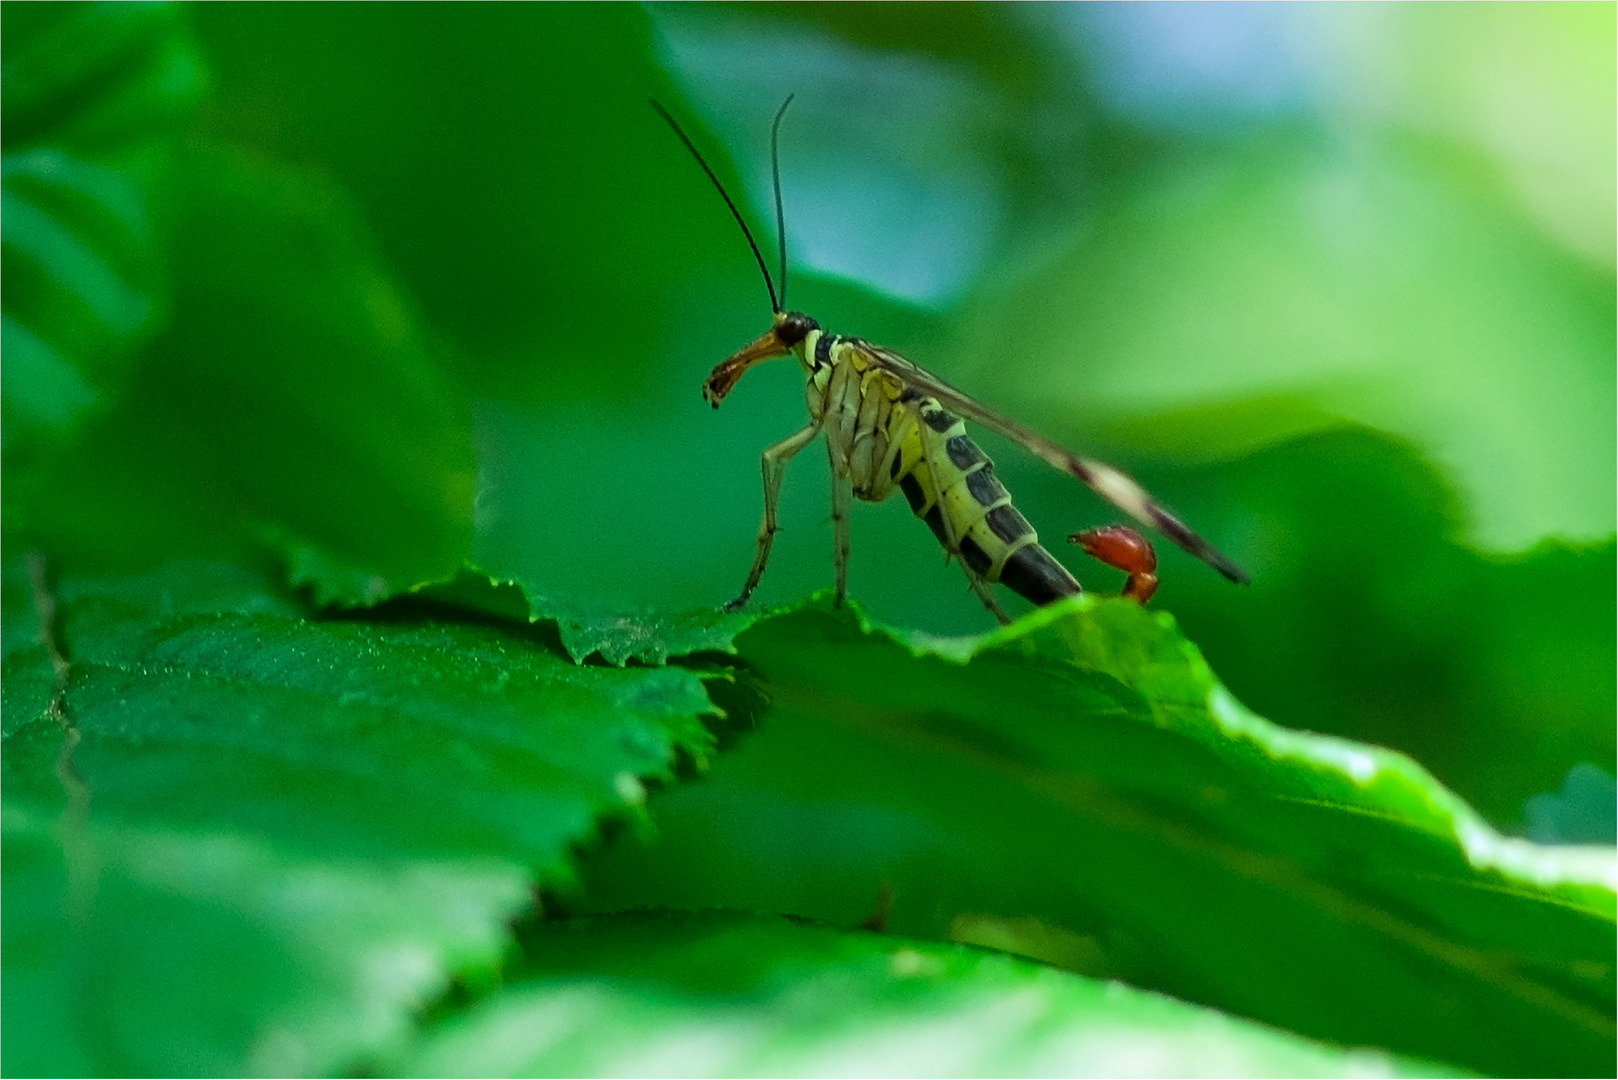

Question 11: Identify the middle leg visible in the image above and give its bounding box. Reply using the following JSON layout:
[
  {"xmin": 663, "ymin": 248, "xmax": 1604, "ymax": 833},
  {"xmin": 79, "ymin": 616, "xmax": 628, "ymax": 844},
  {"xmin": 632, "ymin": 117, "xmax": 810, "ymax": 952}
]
[{"xmin": 829, "ymin": 450, "xmax": 854, "ymax": 606}]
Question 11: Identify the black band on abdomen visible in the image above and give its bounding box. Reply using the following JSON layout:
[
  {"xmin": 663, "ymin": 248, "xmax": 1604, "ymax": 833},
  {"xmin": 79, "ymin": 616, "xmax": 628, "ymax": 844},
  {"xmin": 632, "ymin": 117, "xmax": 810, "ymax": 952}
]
[{"xmin": 998, "ymin": 543, "xmax": 1080, "ymax": 605}]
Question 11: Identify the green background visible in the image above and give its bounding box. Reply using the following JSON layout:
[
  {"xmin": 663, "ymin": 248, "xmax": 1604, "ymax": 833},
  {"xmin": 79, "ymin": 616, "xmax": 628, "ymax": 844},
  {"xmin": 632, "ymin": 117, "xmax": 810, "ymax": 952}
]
[{"xmin": 4, "ymin": 3, "xmax": 1613, "ymax": 1076}]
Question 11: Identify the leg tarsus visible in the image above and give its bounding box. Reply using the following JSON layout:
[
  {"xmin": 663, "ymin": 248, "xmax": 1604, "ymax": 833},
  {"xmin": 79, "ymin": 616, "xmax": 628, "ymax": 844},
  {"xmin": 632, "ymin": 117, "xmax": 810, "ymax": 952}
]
[
  {"xmin": 727, "ymin": 422, "xmax": 822, "ymax": 612},
  {"xmin": 959, "ymin": 557, "xmax": 1010, "ymax": 623},
  {"xmin": 974, "ymin": 579, "xmax": 1013, "ymax": 625},
  {"xmin": 829, "ymin": 447, "xmax": 854, "ymax": 608}
]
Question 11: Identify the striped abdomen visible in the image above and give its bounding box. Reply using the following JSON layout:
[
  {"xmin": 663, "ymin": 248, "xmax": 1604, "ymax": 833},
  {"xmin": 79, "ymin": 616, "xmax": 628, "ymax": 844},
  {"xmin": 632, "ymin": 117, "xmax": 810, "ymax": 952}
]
[{"xmin": 891, "ymin": 397, "xmax": 1081, "ymax": 606}]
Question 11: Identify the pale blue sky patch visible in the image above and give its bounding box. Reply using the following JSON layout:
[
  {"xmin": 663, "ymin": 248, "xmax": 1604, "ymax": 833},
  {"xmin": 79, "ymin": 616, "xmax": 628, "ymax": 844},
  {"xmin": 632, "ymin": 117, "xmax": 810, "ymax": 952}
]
[{"xmin": 1062, "ymin": 2, "xmax": 1327, "ymax": 133}]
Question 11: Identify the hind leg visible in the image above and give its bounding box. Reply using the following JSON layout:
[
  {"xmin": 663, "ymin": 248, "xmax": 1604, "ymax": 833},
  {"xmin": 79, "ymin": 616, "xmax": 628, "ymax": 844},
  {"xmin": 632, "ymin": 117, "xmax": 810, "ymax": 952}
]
[
  {"xmin": 913, "ymin": 436, "xmax": 1010, "ymax": 624},
  {"xmin": 829, "ymin": 458, "xmax": 854, "ymax": 607},
  {"xmin": 962, "ymin": 563, "xmax": 1011, "ymax": 624}
]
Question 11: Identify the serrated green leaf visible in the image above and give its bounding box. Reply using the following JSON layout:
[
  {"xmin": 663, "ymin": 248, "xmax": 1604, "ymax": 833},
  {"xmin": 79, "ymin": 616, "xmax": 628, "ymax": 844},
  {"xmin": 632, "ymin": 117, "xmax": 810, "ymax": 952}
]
[
  {"xmin": 1, "ymin": 560, "xmax": 719, "ymax": 1075},
  {"xmin": 411, "ymin": 567, "xmax": 758, "ymax": 667},
  {"xmin": 541, "ymin": 593, "xmax": 753, "ymax": 668},
  {"xmin": 390, "ymin": 911, "xmax": 1457, "ymax": 1078},
  {"xmin": 273, "ymin": 525, "xmax": 415, "ymax": 609},
  {"xmin": 1119, "ymin": 431, "xmax": 1615, "ymax": 831},
  {"xmin": 582, "ymin": 593, "xmax": 1616, "ymax": 1076}
]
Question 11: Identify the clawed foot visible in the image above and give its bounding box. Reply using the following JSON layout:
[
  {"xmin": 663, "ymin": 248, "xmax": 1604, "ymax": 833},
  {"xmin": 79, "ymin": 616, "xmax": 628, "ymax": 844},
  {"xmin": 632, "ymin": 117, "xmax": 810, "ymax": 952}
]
[{"xmin": 724, "ymin": 589, "xmax": 850, "ymax": 613}]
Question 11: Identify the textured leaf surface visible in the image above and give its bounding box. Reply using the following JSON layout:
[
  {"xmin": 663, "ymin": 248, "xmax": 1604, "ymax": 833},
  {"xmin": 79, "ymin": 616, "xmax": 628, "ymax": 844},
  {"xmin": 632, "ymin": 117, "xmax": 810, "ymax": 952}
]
[
  {"xmin": 0, "ymin": 561, "xmax": 718, "ymax": 1075},
  {"xmin": 415, "ymin": 568, "xmax": 757, "ymax": 666},
  {"xmin": 392, "ymin": 911, "xmax": 1452, "ymax": 1078},
  {"xmin": 582, "ymin": 594, "xmax": 1617, "ymax": 1077}
]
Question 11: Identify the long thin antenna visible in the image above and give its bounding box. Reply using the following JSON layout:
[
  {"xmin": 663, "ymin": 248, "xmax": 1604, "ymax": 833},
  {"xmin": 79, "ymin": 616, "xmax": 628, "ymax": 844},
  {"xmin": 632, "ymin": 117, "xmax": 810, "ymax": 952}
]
[
  {"xmin": 650, "ymin": 99, "xmax": 780, "ymax": 314},
  {"xmin": 770, "ymin": 95, "xmax": 794, "ymax": 310}
]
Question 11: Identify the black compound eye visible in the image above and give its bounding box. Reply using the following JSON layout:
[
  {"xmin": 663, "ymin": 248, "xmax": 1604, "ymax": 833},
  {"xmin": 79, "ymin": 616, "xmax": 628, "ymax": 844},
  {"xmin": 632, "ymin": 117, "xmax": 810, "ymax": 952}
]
[{"xmin": 775, "ymin": 312, "xmax": 818, "ymax": 346}]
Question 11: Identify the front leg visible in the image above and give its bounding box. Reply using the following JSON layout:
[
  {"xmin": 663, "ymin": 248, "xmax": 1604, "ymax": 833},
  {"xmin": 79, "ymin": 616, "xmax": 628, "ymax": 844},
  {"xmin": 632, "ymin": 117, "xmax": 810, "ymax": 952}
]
[{"xmin": 725, "ymin": 422, "xmax": 823, "ymax": 612}]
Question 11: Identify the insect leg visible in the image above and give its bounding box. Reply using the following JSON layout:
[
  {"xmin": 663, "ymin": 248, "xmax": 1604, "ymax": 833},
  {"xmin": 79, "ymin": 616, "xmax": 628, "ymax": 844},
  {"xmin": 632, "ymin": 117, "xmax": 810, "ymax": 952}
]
[
  {"xmin": 915, "ymin": 434, "xmax": 1011, "ymax": 625},
  {"xmin": 962, "ymin": 559, "xmax": 1010, "ymax": 624},
  {"xmin": 725, "ymin": 422, "xmax": 823, "ymax": 612},
  {"xmin": 823, "ymin": 362, "xmax": 867, "ymax": 607},
  {"xmin": 829, "ymin": 454, "xmax": 853, "ymax": 606}
]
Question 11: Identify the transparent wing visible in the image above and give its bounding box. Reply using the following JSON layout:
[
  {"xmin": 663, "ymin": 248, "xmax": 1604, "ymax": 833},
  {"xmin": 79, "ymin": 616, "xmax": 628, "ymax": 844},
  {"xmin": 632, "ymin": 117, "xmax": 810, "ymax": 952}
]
[{"xmin": 851, "ymin": 340, "xmax": 1250, "ymax": 585}]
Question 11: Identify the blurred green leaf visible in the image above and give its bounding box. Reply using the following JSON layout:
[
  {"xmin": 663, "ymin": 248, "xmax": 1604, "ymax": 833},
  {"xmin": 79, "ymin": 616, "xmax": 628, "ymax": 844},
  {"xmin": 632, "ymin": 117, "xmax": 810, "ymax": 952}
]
[
  {"xmin": 1, "ymin": 560, "xmax": 718, "ymax": 1075},
  {"xmin": 392, "ymin": 910, "xmax": 1454, "ymax": 1077},
  {"xmin": 4, "ymin": 807, "xmax": 531, "ymax": 1077},
  {"xmin": 1, "ymin": 1, "xmax": 204, "ymax": 452},
  {"xmin": 185, "ymin": 3, "xmax": 729, "ymax": 397},
  {"xmin": 6, "ymin": 143, "xmax": 474, "ymax": 591},
  {"xmin": 581, "ymin": 594, "xmax": 1616, "ymax": 1077},
  {"xmin": 1, "ymin": 1, "xmax": 205, "ymax": 150},
  {"xmin": 947, "ymin": 134, "xmax": 1615, "ymax": 553},
  {"xmin": 1360, "ymin": 3, "xmax": 1615, "ymax": 269}
]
